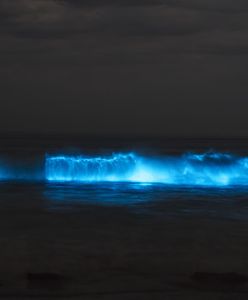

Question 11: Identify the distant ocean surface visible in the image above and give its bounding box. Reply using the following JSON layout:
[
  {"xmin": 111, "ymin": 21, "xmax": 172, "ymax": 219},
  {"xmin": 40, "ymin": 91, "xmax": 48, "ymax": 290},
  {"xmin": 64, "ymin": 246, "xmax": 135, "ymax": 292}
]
[{"xmin": 1, "ymin": 134, "xmax": 248, "ymax": 220}]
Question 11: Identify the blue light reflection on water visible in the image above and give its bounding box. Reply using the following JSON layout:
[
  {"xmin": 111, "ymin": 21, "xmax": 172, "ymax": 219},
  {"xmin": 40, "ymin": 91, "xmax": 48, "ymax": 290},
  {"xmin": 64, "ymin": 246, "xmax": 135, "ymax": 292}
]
[
  {"xmin": 44, "ymin": 182, "xmax": 159, "ymax": 206},
  {"xmin": 43, "ymin": 181, "xmax": 248, "ymax": 220},
  {"xmin": 44, "ymin": 181, "xmax": 246, "ymax": 205}
]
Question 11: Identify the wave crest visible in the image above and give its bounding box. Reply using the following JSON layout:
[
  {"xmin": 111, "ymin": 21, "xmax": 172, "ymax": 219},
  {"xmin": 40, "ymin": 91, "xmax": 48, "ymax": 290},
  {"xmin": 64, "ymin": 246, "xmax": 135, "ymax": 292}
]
[
  {"xmin": 45, "ymin": 153, "xmax": 137, "ymax": 182},
  {"xmin": 45, "ymin": 151, "xmax": 248, "ymax": 186}
]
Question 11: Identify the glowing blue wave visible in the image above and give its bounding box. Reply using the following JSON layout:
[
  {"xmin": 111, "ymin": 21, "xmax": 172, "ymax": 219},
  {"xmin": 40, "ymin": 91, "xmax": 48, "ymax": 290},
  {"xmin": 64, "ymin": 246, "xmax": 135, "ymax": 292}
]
[
  {"xmin": 45, "ymin": 153, "xmax": 136, "ymax": 182},
  {"xmin": 45, "ymin": 152, "xmax": 248, "ymax": 186}
]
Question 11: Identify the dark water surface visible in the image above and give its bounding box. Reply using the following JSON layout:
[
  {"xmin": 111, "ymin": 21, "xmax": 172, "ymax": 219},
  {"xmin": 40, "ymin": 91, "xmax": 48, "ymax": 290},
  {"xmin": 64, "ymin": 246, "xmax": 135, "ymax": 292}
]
[{"xmin": 0, "ymin": 136, "xmax": 248, "ymax": 299}]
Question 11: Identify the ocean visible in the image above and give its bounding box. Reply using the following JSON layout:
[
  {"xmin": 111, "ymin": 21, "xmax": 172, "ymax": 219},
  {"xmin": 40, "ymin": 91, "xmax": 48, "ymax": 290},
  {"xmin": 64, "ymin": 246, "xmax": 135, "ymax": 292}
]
[
  {"xmin": 1, "ymin": 135, "xmax": 248, "ymax": 215},
  {"xmin": 0, "ymin": 135, "xmax": 248, "ymax": 299}
]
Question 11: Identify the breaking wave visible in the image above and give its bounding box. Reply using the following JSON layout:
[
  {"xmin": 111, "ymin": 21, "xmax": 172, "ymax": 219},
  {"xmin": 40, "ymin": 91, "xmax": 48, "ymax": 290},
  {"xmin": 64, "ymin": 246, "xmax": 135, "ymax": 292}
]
[
  {"xmin": 45, "ymin": 153, "xmax": 136, "ymax": 182},
  {"xmin": 1, "ymin": 151, "xmax": 248, "ymax": 186},
  {"xmin": 45, "ymin": 152, "xmax": 248, "ymax": 186}
]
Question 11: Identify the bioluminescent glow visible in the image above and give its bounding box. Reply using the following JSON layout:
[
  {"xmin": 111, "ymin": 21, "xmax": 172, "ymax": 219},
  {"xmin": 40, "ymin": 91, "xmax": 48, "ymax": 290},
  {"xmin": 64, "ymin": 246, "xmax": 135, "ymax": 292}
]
[
  {"xmin": 45, "ymin": 152, "xmax": 248, "ymax": 186},
  {"xmin": 1, "ymin": 151, "xmax": 248, "ymax": 186},
  {"xmin": 45, "ymin": 153, "xmax": 137, "ymax": 182}
]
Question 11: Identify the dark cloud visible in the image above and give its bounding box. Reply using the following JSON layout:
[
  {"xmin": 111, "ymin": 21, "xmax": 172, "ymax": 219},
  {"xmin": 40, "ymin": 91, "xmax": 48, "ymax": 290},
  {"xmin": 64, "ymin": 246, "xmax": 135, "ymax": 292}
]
[
  {"xmin": 168, "ymin": 0, "xmax": 248, "ymax": 13},
  {"xmin": 0, "ymin": 0, "xmax": 247, "ymax": 59},
  {"xmin": 60, "ymin": 0, "xmax": 164, "ymax": 8},
  {"xmin": 1, "ymin": 0, "xmax": 248, "ymax": 40},
  {"xmin": 62, "ymin": 0, "xmax": 248, "ymax": 14},
  {"xmin": 0, "ymin": 0, "xmax": 248, "ymax": 135},
  {"xmin": 62, "ymin": 0, "xmax": 248, "ymax": 12}
]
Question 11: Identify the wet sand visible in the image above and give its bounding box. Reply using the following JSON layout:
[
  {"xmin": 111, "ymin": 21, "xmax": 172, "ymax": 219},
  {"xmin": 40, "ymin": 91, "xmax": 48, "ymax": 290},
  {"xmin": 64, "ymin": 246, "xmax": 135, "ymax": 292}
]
[{"xmin": 0, "ymin": 196, "xmax": 248, "ymax": 300}]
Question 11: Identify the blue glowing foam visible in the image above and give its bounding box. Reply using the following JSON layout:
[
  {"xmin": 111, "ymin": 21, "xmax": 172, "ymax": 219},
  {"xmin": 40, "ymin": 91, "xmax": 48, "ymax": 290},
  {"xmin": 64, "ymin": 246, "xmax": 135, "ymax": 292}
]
[
  {"xmin": 45, "ymin": 153, "xmax": 137, "ymax": 182},
  {"xmin": 45, "ymin": 152, "xmax": 248, "ymax": 186}
]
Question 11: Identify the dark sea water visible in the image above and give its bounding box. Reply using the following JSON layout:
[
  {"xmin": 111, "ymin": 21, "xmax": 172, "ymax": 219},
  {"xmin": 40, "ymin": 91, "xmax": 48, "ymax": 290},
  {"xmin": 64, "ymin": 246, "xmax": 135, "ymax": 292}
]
[
  {"xmin": 1, "ymin": 135, "xmax": 248, "ymax": 298},
  {"xmin": 1, "ymin": 135, "xmax": 248, "ymax": 220}
]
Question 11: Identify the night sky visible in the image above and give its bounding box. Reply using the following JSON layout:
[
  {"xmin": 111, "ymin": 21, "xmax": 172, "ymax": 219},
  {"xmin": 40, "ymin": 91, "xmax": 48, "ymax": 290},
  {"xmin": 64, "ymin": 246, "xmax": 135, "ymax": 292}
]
[{"xmin": 0, "ymin": 0, "xmax": 248, "ymax": 137}]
